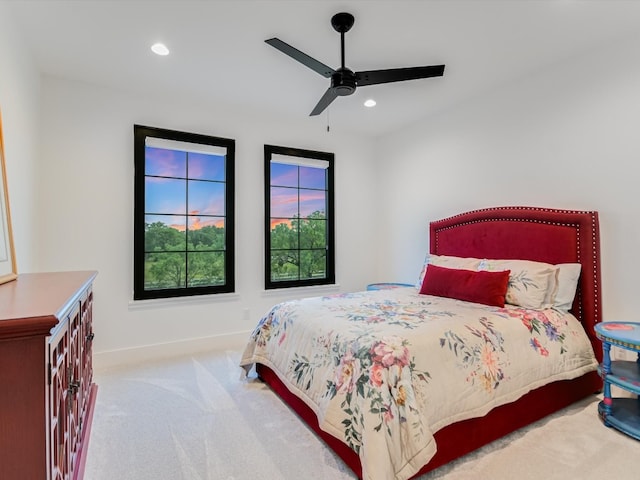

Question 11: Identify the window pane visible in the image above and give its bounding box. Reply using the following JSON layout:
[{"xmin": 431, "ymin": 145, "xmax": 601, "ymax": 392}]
[
  {"xmin": 187, "ymin": 219, "xmax": 225, "ymax": 251},
  {"xmin": 145, "ymin": 147, "xmax": 187, "ymax": 178},
  {"xmin": 299, "ymin": 219, "xmax": 326, "ymax": 249},
  {"xmin": 188, "ymin": 153, "xmax": 225, "ymax": 181},
  {"xmin": 271, "ymin": 187, "xmax": 298, "ymax": 218},
  {"xmin": 271, "ymin": 163, "xmax": 298, "ymax": 187},
  {"xmin": 144, "ymin": 215, "xmax": 186, "ymax": 252},
  {"xmin": 300, "ymin": 250, "xmax": 327, "ymax": 280},
  {"xmin": 271, "ymin": 218, "xmax": 299, "ymax": 249},
  {"xmin": 299, "ymin": 189, "xmax": 326, "ymax": 217},
  {"xmin": 188, "ymin": 180, "xmax": 225, "ymax": 215},
  {"xmin": 187, "ymin": 217, "xmax": 225, "ymax": 248},
  {"xmin": 299, "ymin": 166, "xmax": 326, "ymax": 190},
  {"xmin": 144, "ymin": 252, "xmax": 187, "ymax": 289},
  {"xmin": 146, "ymin": 177, "xmax": 186, "ymax": 214},
  {"xmin": 270, "ymin": 251, "xmax": 299, "ymax": 281},
  {"xmin": 187, "ymin": 252, "xmax": 225, "ymax": 287}
]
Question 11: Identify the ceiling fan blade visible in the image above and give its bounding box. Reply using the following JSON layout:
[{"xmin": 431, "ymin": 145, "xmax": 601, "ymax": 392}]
[
  {"xmin": 265, "ymin": 38, "xmax": 335, "ymax": 78},
  {"xmin": 355, "ymin": 65, "xmax": 445, "ymax": 86},
  {"xmin": 310, "ymin": 88, "xmax": 338, "ymax": 116}
]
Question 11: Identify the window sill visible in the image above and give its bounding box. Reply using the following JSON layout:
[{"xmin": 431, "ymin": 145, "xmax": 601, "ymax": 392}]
[
  {"xmin": 261, "ymin": 283, "xmax": 341, "ymax": 298},
  {"xmin": 128, "ymin": 292, "xmax": 240, "ymax": 310}
]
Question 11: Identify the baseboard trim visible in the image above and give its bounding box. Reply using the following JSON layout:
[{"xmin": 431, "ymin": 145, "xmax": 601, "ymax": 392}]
[{"xmin": 93, "ymin": 331, "xmax": 251, "ymax": 370}]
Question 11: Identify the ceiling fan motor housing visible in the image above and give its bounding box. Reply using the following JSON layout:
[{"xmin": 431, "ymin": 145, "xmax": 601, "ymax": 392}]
[{"xmin": 332, "ymin": 68, "xmax": 356, "ymax": 96}]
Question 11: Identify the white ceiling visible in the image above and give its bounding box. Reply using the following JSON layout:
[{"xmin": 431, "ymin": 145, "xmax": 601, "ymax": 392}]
[{"xmin": 6, "ymin": 0, "xmax": 640, "ymax": 136}]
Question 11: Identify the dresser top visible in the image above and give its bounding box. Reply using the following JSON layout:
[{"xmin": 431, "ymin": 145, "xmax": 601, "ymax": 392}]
[{"xmin": 0, "ymin": 271, "xmax": 97, "ymax": 338}]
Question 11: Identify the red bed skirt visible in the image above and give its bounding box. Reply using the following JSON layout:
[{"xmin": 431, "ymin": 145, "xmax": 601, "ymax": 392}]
[{"xmin": 256, "ymin": 363, "xmax": 601, "ymax": 479}]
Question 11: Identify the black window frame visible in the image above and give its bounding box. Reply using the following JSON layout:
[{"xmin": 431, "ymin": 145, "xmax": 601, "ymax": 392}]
[
  {"xmin": 133, "ymin": 124, "xmax": 235, "ymax": 300},
  {"xmin": 264, "ymin": 144, "xmax": 335, "ymax": 289}
]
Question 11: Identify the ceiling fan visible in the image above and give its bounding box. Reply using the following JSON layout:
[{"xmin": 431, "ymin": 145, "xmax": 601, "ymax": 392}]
[{"xmin": 265, "ymin": 12, "xmax": 445, "ymax": 116}]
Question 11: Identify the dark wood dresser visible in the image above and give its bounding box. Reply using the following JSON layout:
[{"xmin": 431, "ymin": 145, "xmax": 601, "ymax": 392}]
[{"xmin": 0, "ymin": 271, "xmax": 98, "ymax": 480}]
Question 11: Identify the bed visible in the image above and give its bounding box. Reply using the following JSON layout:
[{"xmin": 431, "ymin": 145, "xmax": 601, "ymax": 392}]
[{"xmin": 240, "ymin": 206, "xmax": 603, "ymax": 480}]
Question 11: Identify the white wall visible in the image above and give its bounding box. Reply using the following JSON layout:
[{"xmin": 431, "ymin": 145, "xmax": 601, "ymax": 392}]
[
  {"xmin": 375, "ymin": 29, "xmax": 640, "ymax": 321},
  {"xmin": 0, "ymin": 2, "xmax": 41, "ymax": 273},
  {"xmin": 8, "ymin": 2, "xmax": 640, "ymax": 367},
  {"xmin": 36, "ymin": 77, "xmax": 379, "ymax": 366}
]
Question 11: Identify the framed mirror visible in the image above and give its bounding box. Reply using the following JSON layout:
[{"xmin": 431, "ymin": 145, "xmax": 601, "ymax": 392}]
[{"xmin": 0, "ymin": 110, "xmax": 17, "ymax": 285}]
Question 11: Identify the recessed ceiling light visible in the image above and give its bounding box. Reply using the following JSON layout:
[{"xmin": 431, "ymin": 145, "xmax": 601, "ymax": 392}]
[
  {"xmin": 151, "ymin": 43, "xmax": 170, "ymax": 56},
  {"xmin": 364, "ymin": 99, "xmax": 376, "ymax": 108}
]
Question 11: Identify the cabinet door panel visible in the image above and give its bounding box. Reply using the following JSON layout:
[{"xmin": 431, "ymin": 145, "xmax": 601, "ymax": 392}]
[
  {"xmin": 49, "ymin": 324, "xmax": 70, "ymax": 480},
  {"xmin": 80, "ymin": 290, "xmax": 94, "ymax": 423},
  {"xmin": 68, "ymin": 301, "xmax": 82, "ymax": 475}
]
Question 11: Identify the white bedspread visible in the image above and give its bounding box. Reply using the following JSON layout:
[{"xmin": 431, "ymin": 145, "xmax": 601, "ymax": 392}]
[{"xmin": 240, "ymin": 288, "xmax": 598, "ymax": 480}]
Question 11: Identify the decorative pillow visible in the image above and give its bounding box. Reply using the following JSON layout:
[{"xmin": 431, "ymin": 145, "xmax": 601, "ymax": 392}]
[
  {"xmin": 553, "ymin": 263, "xmax": 582, "ymax": 311},
  {"xmin": 419, "ymin": 264, "xmax": 510, "ymax": 307},
  {"xmin": 478, "ymin": 259, "xmax": 556, "ymax": 309},
  {"xmin": 415, "ymin": 254, "xmax": 483, "ymax": 288}
]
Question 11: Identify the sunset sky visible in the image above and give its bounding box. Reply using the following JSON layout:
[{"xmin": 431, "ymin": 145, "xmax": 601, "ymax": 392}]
[
  {"xmin": 145, "ymin": 146, "xmax": 226, "ymax": 231},
  {"xmin": 144, "ymin": 147, "xmax": 327, "ymax": 232},
  {"xmin": 270, "ymin": 162, "xmax": 326, "ymax": 229}
]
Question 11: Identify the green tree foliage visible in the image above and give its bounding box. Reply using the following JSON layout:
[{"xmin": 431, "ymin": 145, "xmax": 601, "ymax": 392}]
[
  {"xmin": 187, "ymin": 252, "xmax": 225, "ymax": 287},
  {"xmin": 144, "ymin": 221, "xmax": 225, "ymax": 289},
  {"xmin": 145, "ymin": 221, "xmax": 184, "ymax": 252},
  {"xmin": 271, "ymin": 211, "xmax": 327, "ymax": 281},
  {"xmin": 188, "ymin": 225, "xmax": 225, "ymax": 250},
  {"xmin": 147, "ymin": 252, "xmax": 185, "ymax": 288}
]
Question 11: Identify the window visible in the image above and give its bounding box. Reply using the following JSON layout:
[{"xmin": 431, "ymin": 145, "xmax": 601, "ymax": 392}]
[
  {"xmin": 264, "ymin": 144, "xmax": 335, "ymax": 289},
  {"xmin": 133, "ymin": 125, "xmax": 235, "ymax": 300}
]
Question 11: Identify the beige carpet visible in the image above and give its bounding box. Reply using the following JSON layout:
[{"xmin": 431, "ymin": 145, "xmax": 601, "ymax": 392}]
[{"xmin": 84, "ymin": 348, "xmax": 640, "ymax": 480}]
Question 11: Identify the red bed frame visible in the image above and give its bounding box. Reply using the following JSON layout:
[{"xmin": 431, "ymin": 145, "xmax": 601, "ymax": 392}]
[{"xmin": 256, "ymin": 206, "xmax": 603, "ymax": 479}]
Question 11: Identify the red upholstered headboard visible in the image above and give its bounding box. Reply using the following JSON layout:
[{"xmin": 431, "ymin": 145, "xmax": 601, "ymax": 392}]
[{"xmin": 430, "ymin": 206, "xmax": 602, "ymax": 360}]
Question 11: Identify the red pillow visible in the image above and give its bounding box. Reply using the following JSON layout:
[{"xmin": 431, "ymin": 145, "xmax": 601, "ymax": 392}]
[{"xmin": 419, "ymin": 264, "xmax": 510, "ymax": 307}]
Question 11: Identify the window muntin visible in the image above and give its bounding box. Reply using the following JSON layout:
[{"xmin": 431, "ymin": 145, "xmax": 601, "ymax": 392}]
[
  {"xmin": 265, "ymin": 145, "xmax": 335, "ymax": 289},
  {"xmin": 134, "ymin": 125, "xmax": 235, "ymax": 300}
]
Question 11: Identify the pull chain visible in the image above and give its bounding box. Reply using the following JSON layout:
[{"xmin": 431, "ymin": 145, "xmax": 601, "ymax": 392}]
[{"xmin": 326, "ymin": 108, "xmax": 330, "ymax": 132}]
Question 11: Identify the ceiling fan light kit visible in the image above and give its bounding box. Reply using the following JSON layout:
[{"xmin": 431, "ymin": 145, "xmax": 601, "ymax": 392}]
[
  {"xmin": 151, "ymin": 42, "xmax": 170, "ymax": 56},
  {"xmin": 265, "ymin": 12, "xmax": 445, "ymax": 116}
]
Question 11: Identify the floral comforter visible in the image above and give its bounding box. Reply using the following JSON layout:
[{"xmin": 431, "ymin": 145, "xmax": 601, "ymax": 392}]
[{"xmin": 240, "ymin": 287, "xmax": 598, "ymax": 480}]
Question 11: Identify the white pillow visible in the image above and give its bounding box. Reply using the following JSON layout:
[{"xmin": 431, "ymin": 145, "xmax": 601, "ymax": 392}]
[
  {"xmin": 553, "ymin": 263, "xmax": 582, "ymax": 311},
  {"xmin": 415, "ymin": 254, "xmax": 482, "ymax": 288},
  {"xmin": 478, "ymin": 259, "xmax": 556, "ymax": 309}
]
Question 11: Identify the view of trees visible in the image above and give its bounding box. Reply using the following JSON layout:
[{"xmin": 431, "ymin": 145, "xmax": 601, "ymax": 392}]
[
  {"xmin": 270, "ymin": 210, "xmax": 327, "ymax": 282},
  {"xmin": 144, "ymin": 210, "xmax": 328, "ymax": 289},
  {"xmin": 144, "ymin": 221, "xmax": 225, "ymax": 290}
]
